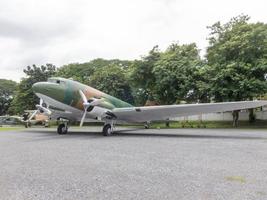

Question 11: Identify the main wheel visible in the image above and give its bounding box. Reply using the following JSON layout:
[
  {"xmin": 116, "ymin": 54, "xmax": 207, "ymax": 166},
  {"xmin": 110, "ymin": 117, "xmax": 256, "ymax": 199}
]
[
  {"xmin": 57, "ymin": 124, "xmax": 68, "ymax": 134},
  {"xmin": 102, "ymin": 124, "xmax": 112, "ymax": 136}
]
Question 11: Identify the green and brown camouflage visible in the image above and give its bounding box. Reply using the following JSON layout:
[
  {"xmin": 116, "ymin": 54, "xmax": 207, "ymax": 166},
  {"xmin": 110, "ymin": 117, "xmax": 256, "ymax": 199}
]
[{"xmin": 32, "ymin": 77, "xmax": 133, "ymax": 110}]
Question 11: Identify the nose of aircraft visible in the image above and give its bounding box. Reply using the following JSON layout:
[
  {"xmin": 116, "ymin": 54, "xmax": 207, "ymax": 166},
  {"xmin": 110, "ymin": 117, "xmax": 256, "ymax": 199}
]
[
  {"xmin": 32, "ymin": 82, "xmax": 47, "ymax": 94},
  {"xmin": 32, "ymin": 81, "xmax": 66, "ymax": 102}
]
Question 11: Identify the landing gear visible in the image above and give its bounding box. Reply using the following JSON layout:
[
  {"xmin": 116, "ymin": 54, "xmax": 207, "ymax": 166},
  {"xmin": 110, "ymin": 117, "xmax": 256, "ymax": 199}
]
[
  {"xmin": 25, "ymin": 122, "xmax": 31, "ymax": 128},
  {"xmin": 57, "ymin": 122, "xmax": 68, "ymax": 134},
  {"xmin": 57, "ymin": 118, "xmax": 69, "ymax": 135},
  {"xmin": 102, "ymin": 122, "xmax": 114, "ymax": 136}
]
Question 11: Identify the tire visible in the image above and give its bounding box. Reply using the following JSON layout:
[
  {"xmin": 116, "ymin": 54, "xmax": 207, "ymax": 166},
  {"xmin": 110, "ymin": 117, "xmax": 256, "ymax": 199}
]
[
  {"xmin": 25, "ymin": 122, "xmax": 31, "ymax": 128},
  {"xmin": 57, "ymin": 124, "xmax": 68, "ymax": 134},
  {"xmin": 102, "ymin": 124, "xmax": 112, "ymax": 136}
]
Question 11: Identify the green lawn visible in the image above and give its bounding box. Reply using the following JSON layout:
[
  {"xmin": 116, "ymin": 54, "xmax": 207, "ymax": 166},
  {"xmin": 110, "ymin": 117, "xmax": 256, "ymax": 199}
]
[
  {"xmin": 0, "ymin": 127, "xmax": 22, "ymax": 131},
  {"xmin": 65, "ymin": 120, "xmax": 267, "ymax": 129},
  {"xmin": 149, "ymin": 120, "xmax": 267, "ymax": 129}
]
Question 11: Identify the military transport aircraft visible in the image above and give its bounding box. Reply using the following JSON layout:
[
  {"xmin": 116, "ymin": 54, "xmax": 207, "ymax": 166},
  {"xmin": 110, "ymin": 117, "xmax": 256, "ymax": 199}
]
[{"xmin": 28, "ymin": 77, "xmax": 267, "ymax": 136}]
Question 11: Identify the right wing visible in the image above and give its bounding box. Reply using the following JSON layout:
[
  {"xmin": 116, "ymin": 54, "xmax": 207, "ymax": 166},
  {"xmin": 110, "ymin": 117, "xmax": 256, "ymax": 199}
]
[{"xmin": 112, "ymin": 101, "xmax": 267, "ymax": 123}]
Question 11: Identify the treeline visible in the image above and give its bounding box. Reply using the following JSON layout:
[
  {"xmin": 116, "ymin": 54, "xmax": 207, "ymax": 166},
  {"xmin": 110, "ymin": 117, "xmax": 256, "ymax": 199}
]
[{"xmin": 1, "ymin": 15, "xmax": 267, "ymax": 119}]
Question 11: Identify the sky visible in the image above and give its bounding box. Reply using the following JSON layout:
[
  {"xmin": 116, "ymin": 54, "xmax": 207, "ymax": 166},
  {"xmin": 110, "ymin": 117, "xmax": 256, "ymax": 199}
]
[{"xmin": 0, "ymin": 0, "xmax": 266, "ymax": 82}]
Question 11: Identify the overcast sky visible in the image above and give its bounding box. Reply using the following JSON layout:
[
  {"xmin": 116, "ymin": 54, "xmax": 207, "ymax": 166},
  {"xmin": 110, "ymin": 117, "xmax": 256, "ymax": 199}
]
[{"xmin": 0, "ymin": 0, "xmax": 266, "ymax": 82}]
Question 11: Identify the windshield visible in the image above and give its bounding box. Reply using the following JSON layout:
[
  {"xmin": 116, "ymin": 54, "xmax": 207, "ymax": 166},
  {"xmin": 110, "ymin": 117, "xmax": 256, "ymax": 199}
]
[{"xmin": 48, "ymin": 78, "xmax": 60, "ymax": 84}]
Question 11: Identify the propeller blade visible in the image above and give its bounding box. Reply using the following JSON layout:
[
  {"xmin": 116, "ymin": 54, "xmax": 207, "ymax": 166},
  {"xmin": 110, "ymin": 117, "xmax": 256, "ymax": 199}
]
[
  {"xmin": 80, "ymin": 110, "xmax": 87, "ymax": 127},
  {"xmin": 28, "ymin": 110, "xmax": 38, "ymax": 121},
  {"xmin": 40, "ymin": 98, "xmax": 43, "ymax": 106},
  {"xmin": 36, "ymin": 105, "xmax": 52, "ymax": 115},
  {"xmin": 79, "ymin": 90, "xmax": 88, "ymax": 104},
  {"xmin": 78, "ymin": 90, "xmax": 90, "ymax": 127}
]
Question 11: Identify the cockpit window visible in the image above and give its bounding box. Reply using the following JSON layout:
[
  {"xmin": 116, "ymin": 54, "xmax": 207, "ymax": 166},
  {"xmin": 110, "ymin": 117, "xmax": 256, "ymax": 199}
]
[{"xmin": 48, "ymin": 78, "xmax": 60, "ymax": 84}]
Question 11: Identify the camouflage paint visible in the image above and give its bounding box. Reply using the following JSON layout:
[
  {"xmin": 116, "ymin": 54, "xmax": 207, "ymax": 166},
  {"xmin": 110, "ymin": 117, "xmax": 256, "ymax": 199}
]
[{"xmin": 32, "ymin": 77, "xmax": 133, "ymax": 111}]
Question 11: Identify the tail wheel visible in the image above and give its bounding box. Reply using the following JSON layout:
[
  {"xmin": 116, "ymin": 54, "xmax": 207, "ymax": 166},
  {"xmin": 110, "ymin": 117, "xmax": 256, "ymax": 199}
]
[
  {"xmin": 25, "ymin": 122, "xmax": 31, "ymax": 128},
  {"xmin": 144, "ymin": 124, "xmax": 150, "ymax": 129},
  {"xmin": 57, "ymin": 124, "xmax": 68, "ymax": 134},
  {"xmin": 103, "ymin": 124, "xmax": 112, "ymax": 136}
]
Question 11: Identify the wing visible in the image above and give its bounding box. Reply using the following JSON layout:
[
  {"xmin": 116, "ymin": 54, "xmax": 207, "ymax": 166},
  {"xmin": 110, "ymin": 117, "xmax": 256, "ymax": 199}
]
[{"xmin": 112, "ymin": 101, "xmax": 267, "ymax": 123}]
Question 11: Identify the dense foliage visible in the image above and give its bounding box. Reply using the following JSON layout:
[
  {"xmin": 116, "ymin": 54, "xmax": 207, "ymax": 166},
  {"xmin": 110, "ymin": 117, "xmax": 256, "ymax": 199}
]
[
  {"xmin": 0, "ymin": 79, "xmax": 17, "ymax": 115},
  {"xmin": 128, "ymin": 46, "xmax": 161, "ymax": 105},
  {"xmin": 56, "ymin": 58, "xmax": 132, "ymax": 84},
  {"xmin": 152, "ymin": 43, "xmax": 203, "ymax": 104},
  {"xmin": 89, "ymin": 65, "xmax": 134, "ymax": 104},
  {"xmin": 9, "ymin": 64, "xmax": 56, "ymax": 114},
  {"xmin": 207, "ymin": 15, "xmax": 267, "ymax": 102}
]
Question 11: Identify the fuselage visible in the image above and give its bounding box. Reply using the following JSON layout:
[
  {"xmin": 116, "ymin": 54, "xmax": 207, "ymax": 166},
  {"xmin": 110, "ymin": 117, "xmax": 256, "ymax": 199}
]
[{"xmin": 32, "ymin": 77, "xmax": 133, "ymax": 120}]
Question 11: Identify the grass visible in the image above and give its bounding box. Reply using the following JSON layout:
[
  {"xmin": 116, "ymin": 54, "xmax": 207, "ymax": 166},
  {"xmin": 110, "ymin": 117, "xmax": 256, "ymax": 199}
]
[
  {"xmin": 256, "ymin": 191, "xmax": 266, "ymax": 196},
  {"xmin": 225, "ymin": 176, "xmax": 246, "ymax": 183},
  {"xmin": 0, "ymin": 127, "xmax": 22, "ymax": 131},
  {"xmin": 149, "ymin": 120, "xmax": 267, "ymax": 129},
  {"xmin": 18, "ymin": 120, "xmax": 267, "ymax": 129}
]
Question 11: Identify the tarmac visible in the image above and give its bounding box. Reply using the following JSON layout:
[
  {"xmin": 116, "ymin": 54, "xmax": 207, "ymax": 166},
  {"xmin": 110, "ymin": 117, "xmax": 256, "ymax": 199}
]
[{"xmin": 0, "ymin": 127, "xmax": 267, "ymax": 200}]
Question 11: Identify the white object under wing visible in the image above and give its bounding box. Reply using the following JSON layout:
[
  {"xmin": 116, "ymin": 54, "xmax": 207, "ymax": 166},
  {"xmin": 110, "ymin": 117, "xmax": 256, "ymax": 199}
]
[{"xmin": 112, "ymin": 101, "xmax": 267, "ymax": 123}]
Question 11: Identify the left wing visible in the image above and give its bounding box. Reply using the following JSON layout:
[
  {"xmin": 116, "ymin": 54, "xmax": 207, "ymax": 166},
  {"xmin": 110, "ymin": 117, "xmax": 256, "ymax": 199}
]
[{"xmin": 112, "ymin": 101, "xmax": 267, "ymax": 123}]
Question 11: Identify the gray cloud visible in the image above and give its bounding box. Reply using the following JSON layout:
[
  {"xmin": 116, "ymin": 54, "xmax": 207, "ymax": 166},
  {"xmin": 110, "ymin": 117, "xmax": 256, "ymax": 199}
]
[
  {"xmin": 0, "ymin": 18, "xmax": 76, "ymax": 42},
  {"xmin": 0, "ymin": 0, "xmax": 266, "ymax": 81}
]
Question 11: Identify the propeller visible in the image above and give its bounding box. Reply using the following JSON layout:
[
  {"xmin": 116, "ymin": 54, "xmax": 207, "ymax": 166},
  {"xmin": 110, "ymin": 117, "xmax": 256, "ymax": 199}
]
[
  {"xmin": 36, "ymin": 105, "xmax": 52, "ymax": 115},
  {"xmin": 78, "ymin": 90, "xmax": 104, "ymax": 127},
  {"xmin": 27, "ymin": 110, "xmax": 39, "ymax": 121},
  {"xmin": 25, "ymin": 98, "xmax": 51, "ymax": 122}
]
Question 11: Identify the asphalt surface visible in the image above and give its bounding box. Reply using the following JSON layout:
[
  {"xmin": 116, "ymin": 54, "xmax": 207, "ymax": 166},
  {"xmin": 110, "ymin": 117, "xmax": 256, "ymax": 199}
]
[{"xmin": 1, "ymin": 127, "xmax": 267, "ymax": 200}]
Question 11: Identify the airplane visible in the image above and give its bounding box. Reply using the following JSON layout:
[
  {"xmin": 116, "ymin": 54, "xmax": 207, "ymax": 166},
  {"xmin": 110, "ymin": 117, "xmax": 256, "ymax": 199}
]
[{"xmin": 28, "ymin": 77, "xmax": 267, "ymax": 136}]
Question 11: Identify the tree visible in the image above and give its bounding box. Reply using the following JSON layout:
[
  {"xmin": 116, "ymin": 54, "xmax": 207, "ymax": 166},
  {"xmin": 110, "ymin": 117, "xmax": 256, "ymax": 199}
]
[
  {"xmin": 188, "ymin": 64, "xmax": 212, "ymax": 103},
  {"xmin": 206, "ymin": 15, "xmax": 267, "ymax": 124},
  {"xmin": 152, "ymin": 43, "xmax": 203, "ymax": 104},
  {"xmin": 0, "ymin": 79, "xmax": 17, "ymax": 115},
  {"xmin": 129, "ymin": 46, "xmax": 161, "ymax": 105},
  {"xmin": 89, "ymin": 65, "xmax": 134, "ymax": 104},
  {"xmin": 9, "ymin": 64, "xmax": 56, "ymax": 114},
  {"xmin": 57, "ymin": 58, "xmax": 132, "ymax": 85},
  {"xmin": 56, "ymin": 63, "xmax": 92, "ymax": 83}
]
